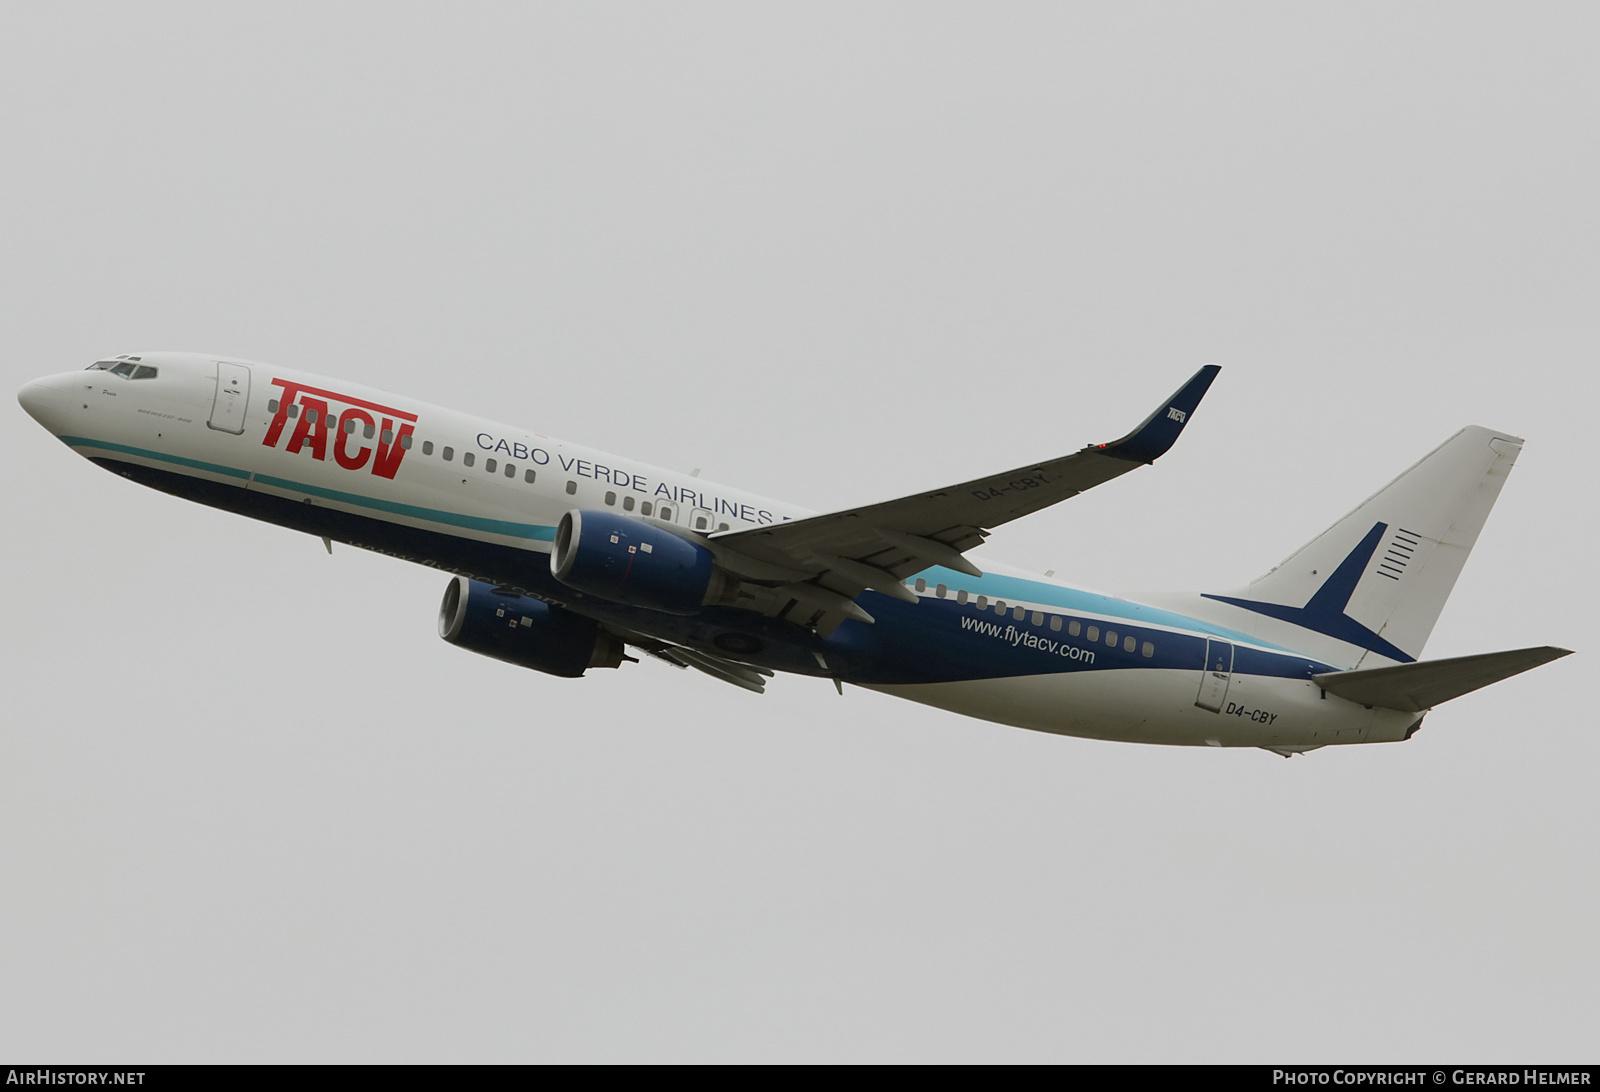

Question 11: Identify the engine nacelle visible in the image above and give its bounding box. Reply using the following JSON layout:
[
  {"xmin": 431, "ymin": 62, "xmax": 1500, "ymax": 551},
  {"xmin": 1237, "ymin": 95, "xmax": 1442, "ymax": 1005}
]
[
  {"xmin": 551, "ymin": 509, "xmax": 719, "ymax": 614},
  {"xmin": 438, "ymin": 576, "xmax": 625, "ymax": 678}
]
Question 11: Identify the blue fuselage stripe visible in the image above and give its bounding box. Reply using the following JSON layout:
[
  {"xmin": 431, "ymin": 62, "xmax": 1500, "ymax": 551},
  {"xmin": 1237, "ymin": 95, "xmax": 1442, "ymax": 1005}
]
[
  {"xmin": 72, "ymin": 435, "xmax": 1334, "ymax": 684},
  {"xmin": 909, "ymin": 566, "xmax": 1285, "ymax": 650},
  {"xmin": 62, "ymin": 435, "xmax": 252, "ymax": 480},
  {"xmin": 63, "ymin": 436, "xmax": 557, "ymax": 541},
  {"xmin": 250, "ymin": 473, "xmax": 556, "ymax": 540}
]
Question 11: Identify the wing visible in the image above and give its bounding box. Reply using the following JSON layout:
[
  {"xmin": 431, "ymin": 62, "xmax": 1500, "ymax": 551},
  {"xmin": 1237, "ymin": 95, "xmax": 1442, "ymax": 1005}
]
[{"xmin": 709, "ymin": 365, "xmax": 1220, "ymax": 634}]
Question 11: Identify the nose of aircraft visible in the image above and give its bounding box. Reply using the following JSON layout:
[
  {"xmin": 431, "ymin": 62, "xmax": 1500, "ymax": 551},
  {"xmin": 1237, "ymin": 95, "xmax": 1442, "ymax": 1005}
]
[{"xmin": 17, "ymin": 375, "xmax": 67, "ymax": 434}]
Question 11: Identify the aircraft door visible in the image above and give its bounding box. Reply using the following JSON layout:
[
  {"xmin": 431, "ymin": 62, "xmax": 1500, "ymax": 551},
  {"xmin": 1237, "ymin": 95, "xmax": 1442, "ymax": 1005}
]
[
  {"xmin": 208, "ymin": 362, "xmax": 251, "ymax": 434},
  {"xmin": 1195, "ymin": 639, "xmax": 1234, "ymax": 713},
  {"xmin": 688, "ymin": 507, "xmax": 716, "ymax": 532}
]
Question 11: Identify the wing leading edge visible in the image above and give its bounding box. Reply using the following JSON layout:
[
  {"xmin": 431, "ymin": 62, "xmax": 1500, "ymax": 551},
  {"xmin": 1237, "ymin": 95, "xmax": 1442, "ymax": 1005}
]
[{"xmin": 711, "ymin": 365, "xmax": 1221, "ymax": 634}]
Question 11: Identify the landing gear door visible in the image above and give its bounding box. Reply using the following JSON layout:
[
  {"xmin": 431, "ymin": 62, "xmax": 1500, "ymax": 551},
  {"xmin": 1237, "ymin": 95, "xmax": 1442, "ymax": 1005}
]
[
  {"xmin": 1195, "ymin": 639, "xmax": 1234, "ymax": 713},
  {"xmin": 209, "ymin": 362, "xmax": 251, "ymax": 434}
]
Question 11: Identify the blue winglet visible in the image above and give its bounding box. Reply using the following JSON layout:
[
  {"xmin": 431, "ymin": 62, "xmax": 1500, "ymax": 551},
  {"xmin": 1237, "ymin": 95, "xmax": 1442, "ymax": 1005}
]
[{"xmin": 1097, "ymin": 364, "xmax": 1221, "ymax": 464}]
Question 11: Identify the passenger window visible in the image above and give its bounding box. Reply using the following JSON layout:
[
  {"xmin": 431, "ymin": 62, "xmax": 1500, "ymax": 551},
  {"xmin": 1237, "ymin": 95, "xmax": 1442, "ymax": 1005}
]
[
  {"xmin": 400, "ymin": 434, "xmax": 413, "ymax": 450},
  {"xmin": 288, "ymin": 405, "xmax": 300, "ymax": 418},
  {"xmin": 718, "ymin": 523, "xmax": 729, "ymax": 531},
  {"xmin": 486, "ymin": 458, "xmax": 497, "ymax": 473},
  {"xmin": 936, "ymin": 584, "xmax": 947, "ymax": 598},
  {"xmin": 565, "ymin": 481, "xmax": 577, "ymax": 495},
  {"xmin": 422, "ymin": 441, "xmax": 433, "ymax": 455},
  {"xmin": 994, "ymin": 601, "xmax": 1006, "ymax": 614},
  {"xmin": 344, "ymin": 418, "xmax": 356, "ymax": 434},
  {"xmin": 641, "ymin": 502, "xmax": 653, "ymax": 516},
  {"xmin": 1031, "ymin": 611, "xmax": 1043, "ymax": 625},
  {"xmin": 505, "ymin": 463, "xmax": 516, "ymax": 478},
  {"xmin": 1124, "ymin": 635, "xmax": 1136, "ymax": 652},
  {"xmin": 362, "ymin": 423, "xmax": 373, "ymax": 439},
  {"xmin": 1141, "ymin": 641, "xmax": 1155, "ymax": 658},
  {"xmin": 443, "ymin": 447, "xmax": 454, "ymax": 461},
  {"xmin": 524, "ymin": 469, "xmax": 536, "ymax": 483},
  {"xmin": 622, "ymin": 495, "xmax": 634, "ymax": 511},
  {"xmin": 1013, "ymin": 606, "xmax": 1024, "ymax": 620},
  {"xmin": 915, "ymin": 578, "xmax": 927, "ymax": 592},
  {"xmin": 1106, "ymin": 630, "xmax": 1117, "ymax": 647},
  {"xmin": 1068, "ymin": 620, "xmax": 1081, "ymax": 637},
  {"xmin": 659, "ymin": 506, "xmax": 674, "ymax": 521},
  {"xmin": 605, "ymin": 491, "xmax": 616, "ymax": 505},
  {"xmin": 1049, "ymin": 616, "xmax": 1062, "ymax": 632},
  {"xmin": 381, "ymin": 429, "xmax": 394, "ymax": 444},
  {"xmin": 975, "ymin": 596, "xmax": 987, "ymax": 609},
  {"xmin": 957, "ymin": 590, "xmax": 968, "ymax": 605},
  {"xmin": 463, "ymin": 452, "xmax": 474, "ymax": 467},
  {"xmin": 305, "ymin": 408, "xmax": 318, "ymax": 424},
  {"xmin": 1086, "ymin": 626, "xmax": 1099, "ymax": 641},
  {"xmin": 268, "ymin": 399, "xmax": 279, "ymax": 412}
]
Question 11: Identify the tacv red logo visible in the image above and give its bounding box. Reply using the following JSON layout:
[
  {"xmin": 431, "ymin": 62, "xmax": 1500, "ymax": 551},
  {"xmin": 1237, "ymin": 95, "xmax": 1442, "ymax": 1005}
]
[{"xmin": 263, "ymin": 378, "xmax": 418, "ymax": 480}]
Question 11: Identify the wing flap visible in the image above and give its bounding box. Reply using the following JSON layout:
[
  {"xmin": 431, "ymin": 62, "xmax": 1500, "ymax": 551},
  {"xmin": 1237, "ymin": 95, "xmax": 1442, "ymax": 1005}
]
[{"xmin": 635, "ymin": 642, "xmax": 773, "ymax": 694}]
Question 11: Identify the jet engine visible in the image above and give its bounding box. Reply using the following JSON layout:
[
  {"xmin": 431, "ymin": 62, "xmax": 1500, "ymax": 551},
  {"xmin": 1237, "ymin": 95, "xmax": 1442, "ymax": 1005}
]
[
  {"xmin": 550, "ymin": 509, "xmax": 722, "ymax": 614},
  {"xmin": 438, "ymin": 576, "xmax": 625, "ymax": 678}
]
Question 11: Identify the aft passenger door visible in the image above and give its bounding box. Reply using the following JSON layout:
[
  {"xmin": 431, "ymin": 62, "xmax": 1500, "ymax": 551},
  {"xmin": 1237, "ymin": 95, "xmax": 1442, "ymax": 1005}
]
[
  {"xmin": 1195, "ymin": 639, "xmax": 1234, "ymax": 713},
  {"xmin": 208, "ymin": 362, "xmax": 251, "ymax": 434}
]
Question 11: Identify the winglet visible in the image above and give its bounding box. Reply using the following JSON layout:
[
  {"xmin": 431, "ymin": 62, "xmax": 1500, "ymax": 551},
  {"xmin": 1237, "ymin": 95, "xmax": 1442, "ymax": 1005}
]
[{"xmin": 1097, "ymin": 364, "xmax": 1221, "ymax": 464}]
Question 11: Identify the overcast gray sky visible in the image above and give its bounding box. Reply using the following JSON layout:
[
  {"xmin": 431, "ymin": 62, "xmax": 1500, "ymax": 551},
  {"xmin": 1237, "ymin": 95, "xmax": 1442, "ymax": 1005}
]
[{"xmin": 2, "ymin": 2, "xmax": 1595, "ymax": 1063}]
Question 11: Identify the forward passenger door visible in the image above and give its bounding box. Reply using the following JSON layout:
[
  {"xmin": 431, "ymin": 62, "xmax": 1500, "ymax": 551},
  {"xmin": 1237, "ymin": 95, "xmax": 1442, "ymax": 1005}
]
[{"xmin": 208, "ymin": 362, "xmax": 251, "ymax": 434}]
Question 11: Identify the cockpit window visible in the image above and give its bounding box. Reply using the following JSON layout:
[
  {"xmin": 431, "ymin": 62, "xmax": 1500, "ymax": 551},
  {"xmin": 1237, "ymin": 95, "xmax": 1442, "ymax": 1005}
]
[{"xmin": 87, "ymin": 360, "xmax": 158, "ymax": 380}]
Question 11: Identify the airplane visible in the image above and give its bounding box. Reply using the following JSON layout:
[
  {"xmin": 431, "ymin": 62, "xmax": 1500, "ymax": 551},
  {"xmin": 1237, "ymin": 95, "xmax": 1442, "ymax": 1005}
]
[{"xmin": 16, "ymin": 353, "xmax": 1571, "ymax": 756}]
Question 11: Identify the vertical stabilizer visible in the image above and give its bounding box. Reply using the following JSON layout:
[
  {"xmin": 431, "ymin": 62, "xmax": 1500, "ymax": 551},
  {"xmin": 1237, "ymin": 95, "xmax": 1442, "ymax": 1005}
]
[{"xmin": 1201, "ymin": 426, "xmax": 1522, "ymax": 668}]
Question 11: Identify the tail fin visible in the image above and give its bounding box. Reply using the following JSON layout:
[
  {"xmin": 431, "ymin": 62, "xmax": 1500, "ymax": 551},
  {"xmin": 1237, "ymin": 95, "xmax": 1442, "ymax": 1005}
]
[{"xmin": 1202, "ymin": 426, "xmax": 1522, "ymax": 668}]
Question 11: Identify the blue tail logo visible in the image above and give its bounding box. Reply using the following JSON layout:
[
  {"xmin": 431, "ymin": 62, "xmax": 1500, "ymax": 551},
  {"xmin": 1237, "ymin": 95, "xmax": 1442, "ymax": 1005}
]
[{"xmin": 1202, "ymin": 523, "xmax": 1416, "ymax": 663}]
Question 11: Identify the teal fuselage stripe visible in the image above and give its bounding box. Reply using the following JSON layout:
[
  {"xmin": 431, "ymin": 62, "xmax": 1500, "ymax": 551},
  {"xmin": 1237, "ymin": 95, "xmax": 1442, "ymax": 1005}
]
[
  {"xmin": 911, "ymin": 565, "xmax": 1284, "ymax": 650},
  {"xmin": 62, "ymin": 434, "xmax": 252, "ymax": 480},
  {"xmin": 251, "ymin": 473, "xmax": 556, "ymax": 540},
  {"xmin": 60, "ymin": 435, "xmax": 558, "ymax": 542},
  {"xmin": 61, "ymin": 434, "xmax": 1273, "ymax": 649}
]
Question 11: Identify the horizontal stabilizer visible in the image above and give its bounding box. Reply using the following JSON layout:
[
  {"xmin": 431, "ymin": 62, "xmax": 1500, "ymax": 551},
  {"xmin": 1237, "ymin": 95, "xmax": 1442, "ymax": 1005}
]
[{"xmin": 1313, "ymin": 646, "xmax": 1572, "ymax": 712}]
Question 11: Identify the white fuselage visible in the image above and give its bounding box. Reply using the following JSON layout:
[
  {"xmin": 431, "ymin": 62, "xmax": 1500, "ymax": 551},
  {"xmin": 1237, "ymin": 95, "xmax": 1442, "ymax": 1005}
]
[{"xmin": 18, "ymin": 352, "xmax": 1421, "ymax": 752}]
